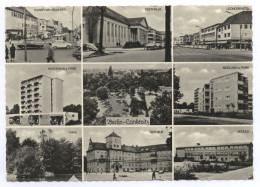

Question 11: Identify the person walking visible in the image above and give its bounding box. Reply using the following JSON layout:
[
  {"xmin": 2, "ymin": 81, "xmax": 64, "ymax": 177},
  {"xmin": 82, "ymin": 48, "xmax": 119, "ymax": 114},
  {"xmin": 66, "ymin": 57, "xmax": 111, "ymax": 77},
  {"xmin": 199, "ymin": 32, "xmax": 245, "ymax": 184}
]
[
  {"xmin": 5, "ymin": 45, "xmax": 9, "ymax": 62},
  {"xmin": 47, "ymin": 43, "xmax": 55, "ymax": 62},
  {"xmin": 152, "ymin": 171, "xmax": 156, "ymax": 180},
  {"xmin": 113, "ymin": 172, "xmax": 117, "ymax": 181},
  {"xmin": 10, "ymin": 44, "xmax": 16, "ymax": 62}
]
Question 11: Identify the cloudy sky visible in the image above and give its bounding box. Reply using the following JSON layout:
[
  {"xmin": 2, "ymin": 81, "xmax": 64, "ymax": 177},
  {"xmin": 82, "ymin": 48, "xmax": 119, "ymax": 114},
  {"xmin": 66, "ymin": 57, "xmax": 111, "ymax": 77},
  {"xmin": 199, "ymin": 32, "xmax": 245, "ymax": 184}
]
[
  {"xmin": 173, "ymin": 6, "xmax": 251, "ymax": 36},
  {"xmin": 12, "ymin": 127, "xmax": 82, "ymax": 143},
  {"xmin": 84, "ymin": 63, "xmax": 171, "ymax": 71},
  {"xmin": 27, "ymin": 7, "xmax": 81, "ymax": 29},
  {"xmin": 175, "ymin": 63, "xmax": 253, "ymax": 104},
  {"xmin": 109, "ymin": 6, "xmax": 165, "ymax": 31},
  {"xmin": 83, "ymin": 127, "xmax": 172, "ymax": 154},
  {"xmin": 6, "ymin": 64, "xmax": 81, "ymax": 109},
  {"xmin": 174, "ymin": 126, "xmax": 253, "ymax": 151}
]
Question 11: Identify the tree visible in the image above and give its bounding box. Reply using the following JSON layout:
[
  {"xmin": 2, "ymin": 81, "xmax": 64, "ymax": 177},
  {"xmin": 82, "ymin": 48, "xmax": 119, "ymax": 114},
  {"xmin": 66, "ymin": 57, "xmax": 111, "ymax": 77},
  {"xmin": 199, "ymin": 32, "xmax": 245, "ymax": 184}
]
[
  {"xmin": 231, "ymin": 103, "xmax": 235, "ymax": 112},
  {"xmin": 142, "ymin": 76, "xmax": 159, "ymax": 94},
  {"xmin": 21, "ymin": 138, "xmax": 38, "ymax": 148},
  {"xmin": 108, "ymin": 65, "xmax": 113, "ymax": 78},
  {"xmin": 166, "ymin": 132, "xmax": 172, "ymax": 150},
  {"xmin": 98, "ymin": 6, "xmax": 106, "ymax": 53},
  {"xmin": 226, "ymin": 104, "xmax": 230, "ymax": 113},
  {"xmin": 150, "ymin": 93, "xmax": 172, "ymax": 125},
  {"xmin": 84, "ymin": 97, "xmax": 99, "ymax": 125},
  {"xmin": 84, "ymin": 7, "xmax": 100, "ymax": 43},
  {"xmin": 9, "ymin": 104, "xmax": 20, "ymax": 114},
  {"xmin": 174, "ymin": 66, "xmax": 184, "ymax": 107},
  {"xmin": 129, "ymin": 86, "xmax": 136, "ymax": 96},
  {"xmin": 6, "ymin": 106, "xmax": 9, "ymax": 114},
  {"xmin": 72, "ymin": 138, "xmax": 82, "ymax": 174},
  {"xmin": 6, "ymin": 128, "xmax": 20, "ymax": 156},
  {"xmin": 130, "ymin": 97, "xmax": 140, "ymax": 117},
  {"xmin": 15, "ymin": 146, "xmax": 44, "ymax": 178},
  {"xmin": 96, "ymin": 86, "xmax": 109, "ymax": 100}
]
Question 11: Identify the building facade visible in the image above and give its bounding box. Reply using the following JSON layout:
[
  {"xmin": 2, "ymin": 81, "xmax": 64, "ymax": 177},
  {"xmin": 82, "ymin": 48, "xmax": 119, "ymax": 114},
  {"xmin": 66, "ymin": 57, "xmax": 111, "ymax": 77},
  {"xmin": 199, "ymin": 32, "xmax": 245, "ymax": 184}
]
[
  {"xmin": 20, "ymin": 75, "xmax": 63, "ymax": 114},
  {"xmin": 83, "ymin": 7, "xmax": 150, "ymax": 47},
  {"xmin": 176, "ymin": 142, "xmax": 253, "ymax": 162},
  {"xmin": 147, "ymin": 27, "xmax": 156, "ymax": 43},
  {"xmin": 5, "ymin": 7, "xmax": 38, "ymax": 40},
  {"xmin": 194, "ymin": 72, "xmax": 251, "ymax": 113},
  {"xmin": 199, "ymin": 23, "xmax": 220, "ymax": 48},
  {"xmin": 217, "ymin": 11, "xmax": 252, "ymax": 49},
  {"xmin": 86, "ymin": 132, "xmax": 172, "ymax": 173}
]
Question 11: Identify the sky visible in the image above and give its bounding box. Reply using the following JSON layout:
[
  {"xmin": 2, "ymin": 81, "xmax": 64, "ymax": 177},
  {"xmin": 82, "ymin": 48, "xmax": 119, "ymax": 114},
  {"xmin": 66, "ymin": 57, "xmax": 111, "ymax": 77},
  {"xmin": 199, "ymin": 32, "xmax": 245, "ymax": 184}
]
[
  {"xmin": 12, "ymin": 127, "xmax": 82, "ymax": 143},
  {"xmin": 83, "ymin": 126, "xmax": 172, "ymax": 155},
  {"xmin": 26, "ymin": 7, "xmax": 81, "ymax": 29},
  {"xmin": 173, "ymin": 6, "xmax": 252, "ymax": 36},
  {"xmin": 175, "ymin": 63, "xmax": 253, "ymax": 104},
  {"xmin": 84, "ymin": 63, "xmax": 171, "ymax": 71},
  {"xmin": 6, "ymin": 64, "xmax": 81, "ymax": 109},
  {"xmin": 174, "ymin": 126, "xmax": 253, "ymax": 152},
  {"xmin": 109, "ymin": 6, "xmax": 165, "ymax": 31}
]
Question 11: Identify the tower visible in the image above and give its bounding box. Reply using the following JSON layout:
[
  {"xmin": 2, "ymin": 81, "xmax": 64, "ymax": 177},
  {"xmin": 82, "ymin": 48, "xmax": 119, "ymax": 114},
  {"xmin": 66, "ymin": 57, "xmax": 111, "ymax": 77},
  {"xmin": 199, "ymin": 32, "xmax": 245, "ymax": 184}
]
[{"xmin": 105, "ymin": 131, "xmax": 121, "ymax": 149}]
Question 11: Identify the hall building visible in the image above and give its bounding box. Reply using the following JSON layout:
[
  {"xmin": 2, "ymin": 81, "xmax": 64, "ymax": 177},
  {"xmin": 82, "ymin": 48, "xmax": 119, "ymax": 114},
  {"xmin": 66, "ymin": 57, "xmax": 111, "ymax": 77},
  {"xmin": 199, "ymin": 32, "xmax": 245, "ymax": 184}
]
[
  {"xmin": 194, "ymin": 72, "xmax": 252, "ymax": 113},
  {"xmin": 175, "ymin": 142, "xmax": 253, "ymax": 162},
  {"xmin": 83, "ymin": 7, "xmax": 150, "ymax": 47},
  {"xmin": 86, "ymin": 131, "xmax": 172, "ymax": 173},
  {"xmin": 20, "ymin": 75, "xmax": 63, "ymax": 114}
]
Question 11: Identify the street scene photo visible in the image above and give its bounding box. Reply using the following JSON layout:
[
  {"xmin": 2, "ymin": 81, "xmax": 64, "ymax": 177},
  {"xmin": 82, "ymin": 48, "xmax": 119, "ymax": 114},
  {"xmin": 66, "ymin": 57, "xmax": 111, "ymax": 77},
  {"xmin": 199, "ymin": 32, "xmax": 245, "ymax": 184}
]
[
  {"xmin": 83, "ymin": 6, "xmax": 172, "ymax": 62},
  {"xmin": 173, "ymin": 6, "xmax": 252, "ymax": 62},
  {"xmin": 6, "ymin": 127, "xmax": 82, "ymax": 181},
  {"xmin": 174, "ymin": 63, "xmax": 253, "ymax": 125},
  {"xmin": 6, "ymin": 64, "xmax": 82, "ymax": 126},
  {"xmin": 174, "ymin": 126, "xmax": 253, "ymax": 180},
  {"xmin": 83, "ymin": 64, "xmax": 172, "ymax": 125},
  {"xmin": 84, "ymin": 126, "xmax": 172, "ymax": 181},
  {"xmin": 5, "ymin": 7, "xmax": 81, "ymax": 63}
]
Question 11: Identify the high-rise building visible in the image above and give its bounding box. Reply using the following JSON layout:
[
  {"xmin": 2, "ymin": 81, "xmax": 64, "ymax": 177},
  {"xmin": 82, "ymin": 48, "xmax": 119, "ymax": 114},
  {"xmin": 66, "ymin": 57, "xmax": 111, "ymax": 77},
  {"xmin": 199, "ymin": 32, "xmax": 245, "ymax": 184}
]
[
  {"xmin": 86, "ymin": 131, "xmax": 172, "ymax": 173},
  {"xmin": 194, "ymin": 72, "xmax": 251, "ymax": 113},
  {"xmin": 20, "ymin": 75, "xmax": 63, "ymax": 114}
]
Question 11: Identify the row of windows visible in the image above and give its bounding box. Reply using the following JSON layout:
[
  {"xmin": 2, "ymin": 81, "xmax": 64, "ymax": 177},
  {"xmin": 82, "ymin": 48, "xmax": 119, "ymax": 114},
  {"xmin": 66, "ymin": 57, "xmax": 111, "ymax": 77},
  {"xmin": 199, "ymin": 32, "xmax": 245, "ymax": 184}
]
[
  {"xmin": 11, "ymin": 11, "xmax": 36, "ymax": 22},
  {"xmin": 185, "ymin": 145, "xmax": 248, "ymax": 151},
  {"xmin": 218, "ymin": 24, "xmax": 252, "ymax": 32}
]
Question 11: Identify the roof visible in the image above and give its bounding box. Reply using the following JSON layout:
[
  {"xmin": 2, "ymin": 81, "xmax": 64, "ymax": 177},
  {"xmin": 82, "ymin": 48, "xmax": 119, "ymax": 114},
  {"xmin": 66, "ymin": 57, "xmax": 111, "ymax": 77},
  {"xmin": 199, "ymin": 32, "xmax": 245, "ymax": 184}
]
[
  {"xmin": 6, "ymin": 7, "xmax": 37, "ymax": 19},
  {"xmin": 202, "ymin": 23, "xmax": 220, "ymax": 30},
  {"xmin": 90, "ymin": 142, "xmax": 107, "ymax": 150},
  {"xmin": 218, "ymin": 11, "xmax": 252, "ymax": 28},
  {"xmin": 105, "ymin": 131, "xmax": 121, "ymax": 138},
  {"xmin": 176, "ymin": 142, "xmax": 252, "ymax": 149},
  {"xmin": 128, "ymin": 17, "xmax": 148, "ymax": 28},
  {"xmin": 104, "ymin": 7, "xmax": 129, "ymax": 25},
  {"xmin": 210, "ymin": 71, "xmax": 244, "ymax": 81}
]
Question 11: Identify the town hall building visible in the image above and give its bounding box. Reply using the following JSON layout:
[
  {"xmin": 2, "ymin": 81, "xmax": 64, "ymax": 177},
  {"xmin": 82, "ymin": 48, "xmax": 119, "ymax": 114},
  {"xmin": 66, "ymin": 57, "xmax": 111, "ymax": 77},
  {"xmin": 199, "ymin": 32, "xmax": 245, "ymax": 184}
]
[{"xmin": 86, "ymin": 131, "xmax": 172, "ymax": 173}]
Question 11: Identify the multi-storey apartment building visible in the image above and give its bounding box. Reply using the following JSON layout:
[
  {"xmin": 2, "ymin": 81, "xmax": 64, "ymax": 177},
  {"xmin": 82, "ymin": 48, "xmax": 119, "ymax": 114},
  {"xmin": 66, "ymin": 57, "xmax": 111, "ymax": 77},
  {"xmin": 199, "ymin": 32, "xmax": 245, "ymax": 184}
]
[
  {"xmin": 200, "ymin": 23, "xmax": 220, "ymax": 48},
  {"xmin": 175, "ymin": 142, "xmax": 253, "ymax": 162},
  {"xmin": 217, "ymin": 11, "xmax": 252, "ymax": 49},
  {"xmin": 83, "ymin": 7, "xmax": 150, "ymax": 47},
  {"xmin": 5, "ymin": 7, "xmax": 38, "ymax": 40},
  {"xmin": 86, "ymin": 132, "xmax": 172, "ymax": 173},
  {"xmin": 147, "ymin": 27, "xmax": 156, "ymax": 43},
  {"xmin": 20, "ymin": 75, "xmax": 63, "ymax": 114},
  {"xmin": 194, "ymin": 72, "xmax": 251, "ymax": 113}
]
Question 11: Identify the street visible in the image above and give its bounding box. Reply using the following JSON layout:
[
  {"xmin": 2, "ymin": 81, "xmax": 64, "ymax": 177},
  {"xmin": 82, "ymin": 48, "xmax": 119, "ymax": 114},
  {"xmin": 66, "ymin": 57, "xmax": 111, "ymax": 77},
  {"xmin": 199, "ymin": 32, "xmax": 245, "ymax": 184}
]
[
  {"xmin": 173, "ymin": 47, "xmax": 252, "ymax": 62},
  {"xmin": 5, "ymin": 42, "xmax": 79, "ymax": 63},
  {"xmin": 84, "ymin": 49, "xmax": 166, "ymax": 62},
  {"xmin": 174, "ymin": 114, "xmax": 253, "ymax": 125},
  {"xmin": 193, "ymin": 166, "xmax": 253, "ymax": 180},
  {"xmin": 84, "ymin": 172, "xmax": 172, "ymax": 181}
]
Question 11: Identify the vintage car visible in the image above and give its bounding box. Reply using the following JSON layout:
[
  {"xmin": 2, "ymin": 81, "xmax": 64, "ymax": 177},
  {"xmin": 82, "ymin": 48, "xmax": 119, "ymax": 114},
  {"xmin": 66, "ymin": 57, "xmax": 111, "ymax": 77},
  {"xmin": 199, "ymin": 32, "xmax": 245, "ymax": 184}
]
[
  {"xmin": 17, "ymin": 39, "xmax": 44, "ymax": 49},
  {"xmin": 52, "ymin": 40, "xmax": 72, "ymax": 49}
]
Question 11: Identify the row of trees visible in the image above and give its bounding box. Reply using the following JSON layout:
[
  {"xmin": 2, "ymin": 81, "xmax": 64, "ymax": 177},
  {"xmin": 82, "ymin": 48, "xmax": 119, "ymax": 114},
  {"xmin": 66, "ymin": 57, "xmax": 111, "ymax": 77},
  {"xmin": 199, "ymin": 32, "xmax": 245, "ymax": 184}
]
[
  {"xmin": 6, "ymin": 104, "xmax": 19, "ymax": 114},
  {"xmin": 6, "ymin": 129, "xmax": 82, "ymax": 178}
]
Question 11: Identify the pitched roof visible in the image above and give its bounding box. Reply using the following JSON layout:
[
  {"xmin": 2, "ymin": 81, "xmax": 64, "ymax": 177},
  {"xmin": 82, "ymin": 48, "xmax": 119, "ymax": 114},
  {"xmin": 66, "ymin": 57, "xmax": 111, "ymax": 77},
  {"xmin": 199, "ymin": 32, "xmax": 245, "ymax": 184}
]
[
  {"xmin": 128, "ymin": 17, "xmax": 147, "ymax": 27},
  {"xmin": 137, "ymin": 144, "xmax": 171, "ymax": 152},
  {"xmin": 6, "ymin": 7, "xmax": 37, "ymax": 19},
  {"xmin": 105, "ymin": 131, "xmax": 121, "ymax": 138},
  {"xmin": 104, "ymin": 7, "xmax": 129, "ymax": 25},
  {"xmin": 90, "ymin": 142, "xmax": 107, "ymax": 150},
  {"xmin": 218, "ymin": 11, "xmax": 252, "ymax": 28}
]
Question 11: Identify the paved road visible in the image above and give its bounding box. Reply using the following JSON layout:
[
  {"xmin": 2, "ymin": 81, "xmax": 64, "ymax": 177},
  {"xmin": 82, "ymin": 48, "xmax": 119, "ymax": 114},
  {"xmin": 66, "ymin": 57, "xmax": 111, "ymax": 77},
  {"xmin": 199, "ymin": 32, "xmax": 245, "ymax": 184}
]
[
  {"xmin": 84, "ymin": 172, "xmax": 172, "ymax": 181},
  {"xmin": 173, "ymin": 47, "xmax": 252, "ymax": 62},
  {"xmin": 193, "ymin": 166, "xmax": 253, "ymax": 180},
  {"xmin": 174, "ymin": 114, "xmax": 253, "ymax": 125},
  {"xmin": 84, "ymin": 49, "xmax": 166, "ymax": 62},
  {"xmin": 6, "ymin": 42, "xmax": 79, "ymax": 63}
]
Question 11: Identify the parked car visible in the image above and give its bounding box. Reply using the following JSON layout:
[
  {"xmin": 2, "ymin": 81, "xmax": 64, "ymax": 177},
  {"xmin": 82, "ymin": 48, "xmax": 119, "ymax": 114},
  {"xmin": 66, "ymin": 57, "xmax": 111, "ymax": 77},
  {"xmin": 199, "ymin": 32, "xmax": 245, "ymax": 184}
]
[
  {"xmin": 155, "ymin": 42, "xmax": 163, "ymax": 49},
  {"xmin": 146, "ymin": 42, "xmax": 157, "ymax": 50},
  {"xmin": 86, "ymin": 43, "xmax": 98, "ymax": 51},
  {"xmin": 17, "ymin": 39, "xmax": 44, "ymax": 49},
  {"xmin": 52, "ymin": 40, "xmax": 72, "ymax": 49},
  {"xmin": 72, "ymin": 47, "xmax": 81, "ymax": 61},
  {"xmin": 73, "ymin": 43, "xmax": 98, "ymax": 60},
  {"xmin": 158, "ymin": 170, "xmax": 164, "ymax": 174}
]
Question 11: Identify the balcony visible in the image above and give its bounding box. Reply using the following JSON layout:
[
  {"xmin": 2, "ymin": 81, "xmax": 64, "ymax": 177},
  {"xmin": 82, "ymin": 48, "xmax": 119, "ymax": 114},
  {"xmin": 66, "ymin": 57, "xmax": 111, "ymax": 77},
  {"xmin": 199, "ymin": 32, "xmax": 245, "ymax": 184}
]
[
  {"xmin": 238, "ymin": 90, "xmax": 244, "ymax": 94},
  {"xmin": 21, "ymin": 85, "xmax": 25, "ymax": 89},
  {"xmin": 238, "ymin": 100, "xmax": 245, "ymax": 104}
]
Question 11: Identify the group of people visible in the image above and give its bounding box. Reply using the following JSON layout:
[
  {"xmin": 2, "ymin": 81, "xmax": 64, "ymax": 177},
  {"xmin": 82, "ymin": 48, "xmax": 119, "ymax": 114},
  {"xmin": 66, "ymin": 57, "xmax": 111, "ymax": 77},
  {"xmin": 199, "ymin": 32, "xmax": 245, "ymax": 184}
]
[{"xmin": 5, "ymin": 44, "xmax": 16, "ymax": 62}]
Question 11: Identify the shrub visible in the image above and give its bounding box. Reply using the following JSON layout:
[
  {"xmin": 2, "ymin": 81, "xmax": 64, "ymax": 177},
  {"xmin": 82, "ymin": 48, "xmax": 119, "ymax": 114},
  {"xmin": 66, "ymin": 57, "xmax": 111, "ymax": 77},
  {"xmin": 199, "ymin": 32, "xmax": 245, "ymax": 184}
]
[{"xmin": 123, "ymin": 41, "xmax": 142, "ymax": 48}]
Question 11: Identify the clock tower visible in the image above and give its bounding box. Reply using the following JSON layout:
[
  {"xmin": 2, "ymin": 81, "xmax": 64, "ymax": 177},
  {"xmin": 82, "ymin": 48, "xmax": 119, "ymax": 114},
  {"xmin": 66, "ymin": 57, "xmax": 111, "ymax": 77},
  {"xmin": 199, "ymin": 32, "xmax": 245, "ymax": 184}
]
[{"xmin": 105, "ymin": 131, "xmax": 121, "ymax": 149}]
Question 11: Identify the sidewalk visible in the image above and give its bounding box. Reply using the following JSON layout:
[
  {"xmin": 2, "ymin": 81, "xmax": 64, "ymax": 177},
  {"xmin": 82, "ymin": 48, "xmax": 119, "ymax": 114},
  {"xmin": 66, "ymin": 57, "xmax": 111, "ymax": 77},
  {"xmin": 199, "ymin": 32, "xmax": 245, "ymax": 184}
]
[{"xmin": 105, "ymin": 47, "xmax": 146, "ymax": 52}]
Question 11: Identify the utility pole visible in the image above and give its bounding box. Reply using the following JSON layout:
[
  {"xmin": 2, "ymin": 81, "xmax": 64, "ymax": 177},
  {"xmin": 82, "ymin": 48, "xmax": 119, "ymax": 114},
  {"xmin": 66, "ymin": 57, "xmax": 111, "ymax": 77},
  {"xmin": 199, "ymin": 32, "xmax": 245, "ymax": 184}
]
[{"xmin": 23, "ymin": 7, "xmax": 27, "ymax": 62}]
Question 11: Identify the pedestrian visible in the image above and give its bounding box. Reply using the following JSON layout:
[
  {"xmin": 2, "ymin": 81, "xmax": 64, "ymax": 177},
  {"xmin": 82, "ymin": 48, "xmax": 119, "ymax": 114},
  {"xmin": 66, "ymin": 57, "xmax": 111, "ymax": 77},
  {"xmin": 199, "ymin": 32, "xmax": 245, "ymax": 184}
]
[
  {"xmin": 47, "ymin": 43, "xmax": 55, "ymax": 63},
  {"xmin": 10, "ymin": 44, "xmax": 16, "ymax": 62},
  {"xmin": 152, "ymin": 171, "xmax": 156, "ymax": 180},
  {"xmin": 113, "ymin": 172, "xmax": 117, "ymax": 181},
  {"xmin": 5, "ymin": 45, "xmax": 9, "ymax": 62}
]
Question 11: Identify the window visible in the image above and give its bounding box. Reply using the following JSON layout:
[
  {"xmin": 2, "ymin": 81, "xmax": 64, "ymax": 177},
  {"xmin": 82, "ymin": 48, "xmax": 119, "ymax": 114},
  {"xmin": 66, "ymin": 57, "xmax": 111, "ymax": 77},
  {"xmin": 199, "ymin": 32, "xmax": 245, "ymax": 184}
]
[
  {"xmin": 228, "ymin": 33, "xmax": 230, "ymax": 37},
  {"xmin": 228, "ymin": 25, "xmax": 230, "ymax": 29},
  {"xmin": 245, "ymin": 24, "xmax": 248, "ymax": 29},
  {"xmin": 224, "ymin": 33, "xmax": 226, "ymax": 38}
]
